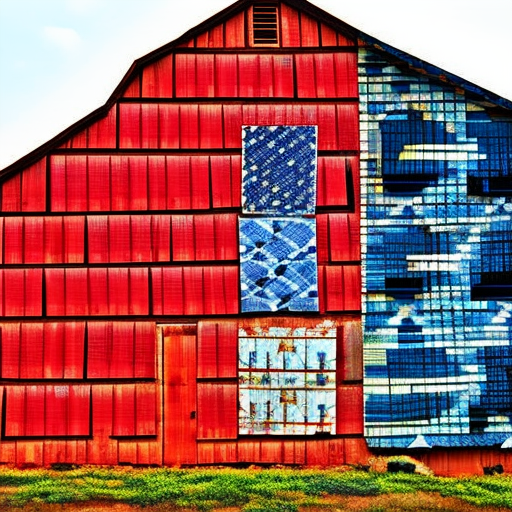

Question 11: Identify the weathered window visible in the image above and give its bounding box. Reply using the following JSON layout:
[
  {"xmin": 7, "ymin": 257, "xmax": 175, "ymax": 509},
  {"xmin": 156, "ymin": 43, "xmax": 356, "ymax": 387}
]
[{"xmin": 239, "ymin": 324, "xmax": 336, "ymax": 435}]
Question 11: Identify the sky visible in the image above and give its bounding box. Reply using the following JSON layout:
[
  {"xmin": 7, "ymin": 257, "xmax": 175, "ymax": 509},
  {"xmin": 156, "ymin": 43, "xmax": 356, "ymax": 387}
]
[{"xmin": 1, "ymin": 0, "xmax": 511, "ymax": 170}]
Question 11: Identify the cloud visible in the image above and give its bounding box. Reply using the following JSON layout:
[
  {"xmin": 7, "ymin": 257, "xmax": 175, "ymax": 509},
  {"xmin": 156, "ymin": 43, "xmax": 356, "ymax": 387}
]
[{"xmin": 42, "ymin": 26, "xmax": 81, "ymax": 51}]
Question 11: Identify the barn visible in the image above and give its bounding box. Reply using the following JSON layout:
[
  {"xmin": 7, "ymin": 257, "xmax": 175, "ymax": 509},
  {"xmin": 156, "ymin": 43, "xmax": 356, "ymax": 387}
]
[{"xmin": 0, "ymin": 0, "xmax": 511, "ymax": 475}]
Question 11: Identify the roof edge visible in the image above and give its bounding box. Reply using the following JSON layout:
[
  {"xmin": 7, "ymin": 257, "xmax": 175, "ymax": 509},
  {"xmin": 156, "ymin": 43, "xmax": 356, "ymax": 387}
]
[{"xmin": 2, "ymin": 0, "xmax": 511, "ymax": 179}]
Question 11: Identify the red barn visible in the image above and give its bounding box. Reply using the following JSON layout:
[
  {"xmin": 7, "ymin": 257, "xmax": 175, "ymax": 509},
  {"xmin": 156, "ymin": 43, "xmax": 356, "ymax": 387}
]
[{"xmin": 1, "ymin": 0, "xmax": 511, "ymax": 474}]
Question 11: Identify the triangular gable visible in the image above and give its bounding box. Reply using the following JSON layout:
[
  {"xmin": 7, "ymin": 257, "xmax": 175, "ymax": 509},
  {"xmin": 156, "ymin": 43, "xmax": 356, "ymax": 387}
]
[{"xmin": 1, "ymin": 0, "xmax": 511, "ymax": 181}]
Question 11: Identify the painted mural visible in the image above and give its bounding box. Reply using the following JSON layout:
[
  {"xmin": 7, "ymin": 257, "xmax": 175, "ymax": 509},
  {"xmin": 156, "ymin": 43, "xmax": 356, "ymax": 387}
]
[
  {"xmin": 239, "ymin": 324, "xmax": 337, "ymax": 435},
  {"xmin": 359, "ymin": 48, "xmax": 512, "ymax": 448},
  {"xmin": 240, "ymin": 125, "xmax": 319, "ymax": 313}
]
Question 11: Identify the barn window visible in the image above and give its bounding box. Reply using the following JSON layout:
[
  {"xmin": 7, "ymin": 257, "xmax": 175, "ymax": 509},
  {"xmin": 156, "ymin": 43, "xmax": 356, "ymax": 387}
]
[
  {"xmin": 251, "ymin": 3, "xmax": 279, "ymax": 46},
  {"xmin": 239, "ymin": 324, "xmax": 336, "ymax": 435}
]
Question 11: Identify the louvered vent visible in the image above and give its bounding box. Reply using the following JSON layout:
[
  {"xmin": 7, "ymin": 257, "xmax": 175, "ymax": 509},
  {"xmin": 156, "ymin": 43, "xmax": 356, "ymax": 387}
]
[{"xmin": 252, "ymin": 3, "xmax": 279, "ymax": 45}]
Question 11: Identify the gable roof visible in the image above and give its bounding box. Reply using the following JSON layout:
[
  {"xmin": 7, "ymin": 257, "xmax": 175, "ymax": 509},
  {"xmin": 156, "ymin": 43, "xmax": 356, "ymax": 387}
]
[{"xmin": 1, "ymin": 0, "xmax": 511, "ymax": 179}]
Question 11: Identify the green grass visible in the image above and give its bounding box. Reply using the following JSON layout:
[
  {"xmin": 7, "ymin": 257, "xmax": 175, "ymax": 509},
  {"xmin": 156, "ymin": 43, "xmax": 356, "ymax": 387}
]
[{"xmin": 0, "ymin": 466, "xmax": 511, "ymax": 511}]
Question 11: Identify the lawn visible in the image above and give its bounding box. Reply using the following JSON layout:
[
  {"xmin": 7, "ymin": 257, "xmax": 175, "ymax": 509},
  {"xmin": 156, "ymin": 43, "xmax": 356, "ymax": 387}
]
[{"xmin": 1, "ymin": 464, "xmax": 511, "ymax": 511}]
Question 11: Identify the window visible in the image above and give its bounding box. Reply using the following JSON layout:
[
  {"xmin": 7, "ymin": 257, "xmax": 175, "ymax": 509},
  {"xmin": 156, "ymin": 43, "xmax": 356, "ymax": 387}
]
[
  {"xmin": 239, "ymin": 324, "xmax": 336, "ymax": 435},
  {"xmin": 251, "ymin": 3, "xmax": 279, "ymax": 46}
]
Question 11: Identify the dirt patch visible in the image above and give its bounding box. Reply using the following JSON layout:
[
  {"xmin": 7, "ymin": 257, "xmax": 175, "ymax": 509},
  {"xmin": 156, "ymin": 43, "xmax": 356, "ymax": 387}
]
[{"xmin": 3, "ymin": 494, "xmax": 511, "ymax": 512}]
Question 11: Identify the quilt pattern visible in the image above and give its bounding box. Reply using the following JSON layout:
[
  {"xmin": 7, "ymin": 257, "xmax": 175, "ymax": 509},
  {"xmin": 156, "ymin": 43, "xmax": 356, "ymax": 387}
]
[
  {"xmin": 360, "ymin": 49, "xmax": 512, "ymax": 449},
  {"xmin": 238, "ymin": 324, "xmax": 337, "ymax": 435},
  {"xmin": 239, "ymin": 217, "xmax": 319, "ymax": 312},
  {"xmin": 242, "ymin": 125, "xmax": 317, "ymax": 215}
]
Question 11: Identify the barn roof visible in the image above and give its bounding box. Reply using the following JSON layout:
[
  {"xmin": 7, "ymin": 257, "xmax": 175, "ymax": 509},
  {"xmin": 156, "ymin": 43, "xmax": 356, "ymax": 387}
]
[{"xmin": 1, "ymin": 0, "xmax": 511, "ymax": 179}]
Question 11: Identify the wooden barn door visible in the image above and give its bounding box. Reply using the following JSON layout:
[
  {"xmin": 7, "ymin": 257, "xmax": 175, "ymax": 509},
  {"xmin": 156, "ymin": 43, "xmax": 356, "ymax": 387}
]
[{"xmin": 161, "ymin": 324, "xmax": 198, "ymax": 465}]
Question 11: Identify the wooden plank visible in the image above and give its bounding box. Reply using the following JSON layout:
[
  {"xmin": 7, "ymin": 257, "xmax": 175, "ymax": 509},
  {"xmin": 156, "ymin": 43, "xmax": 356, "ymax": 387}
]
[
  {"xmin": 20, "ymin": 159, "xmax": 46, "ymax": 212},
  {"xmin": 214, "ymin": 214, "xmax": 238, "ymax": 261},
  {"xmin": 343, "ymin": 438, "xmax": 371, "ymax": 466},
  {"xmin": 158, "ymin": 105, "xmax": 180, "ymax": 149},
  {"xmin": 190, "ymin": 155, "xmax": 211, "ymax": 209},
  {"xmin": 215, "ymin": 54, "xmax": 238, "ymax": 97},
  {"xmin": 1, "ymin": 173, "xmax": 21, "ymax": 212},
  {"xmin": 87, "ymin": 107, "xmax": 116, "ymax": 148},
  {"xmin": 142, "ymin": 54, "xmax": 173, "ymax": 98},
  {"xmin": 260, "ymin": 441, "xmax": 283, "ymax": 464},
  {"xmin": 1, "ymin": 269, "xmax": 42, "ymax": 316},
  {"xmin": 280, "ymin": 3, "xmax": 300, "ymax": 47},
  {"xmin": 134, "ymin": 322, "xmax": 157, "ymax": 379},
  {"xmin": 87, "ymin": 384, "xmax": 118, "ymax": 465},
  {"xmin": 0, "ymin": 388, "xmax": 17, "ymax": 464},
  {"xmin": 113, "ymin": 385, "xmax": 136, "ymax": 436},
  {"xmin": 329, "ymin": 439, "xmax": 345, "ymax": 465},
  {"xmin": 306, "ymin": 440, "xmax": 330, "ymax": 466},
  {"xmin": 16, "ymin": 441, "xmax": 44, "ymax": 467},
  {"xmin": 122, "ymin": 76, "xmax": 140, "ymax": 98},
  {"xmin": 224, "ymin": 12, "xmax": 245, "ymax": 48},
  {"xmin": 23, "ymin": 217, "xmax": 44, "ymax": 263},
  {"xmin": 19, "ymin": 324, "xmax": 44, "ymax": 379},
  {"xmin": 163, "ymin": 328, "xmax": 197, "ymax": 465},
  {"xmin": 300, "ymin": 13, "xmax": 319, "ymax": 47},
  {"xmin": 217, "ymin": 321, "xmax": 238, "ymax": 378},
  {"xmin": 340, "ymin": 321, "xmax": 363, "ymax": 382},
  {"xmin": 1, "ymin": 323, "xmax": 21, "ymax": 378},
  {"xmin": 213, "ymin": 442, "xmax": 238, "ymax": 463},
  {"xmin": 197, "ymin": 442, "xmax": 215, "ymax": 464},
  {"xmin": 197, "ymin": 321, "xmax": 218, "ymax": 379},
  {"xmin": 197, "ymin": 382, "xmax": 237, "ymax": 440},
  {"xmin": 118, "ymin": 441, "xmax": 137, "ymax": 465},
  {"xmin": 336, "ymin": 386, "xmax": 364, "ymax": 435},
  {"xmin": 238, "ymin": 440, "xmax": 261, "ymax": 463}
]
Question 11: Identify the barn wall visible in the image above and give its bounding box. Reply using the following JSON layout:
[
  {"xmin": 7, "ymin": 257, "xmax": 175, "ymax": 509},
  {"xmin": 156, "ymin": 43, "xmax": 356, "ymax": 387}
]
[{"xmin": 0, "ymin": 1, "xmax": 509, "ymax": 474}]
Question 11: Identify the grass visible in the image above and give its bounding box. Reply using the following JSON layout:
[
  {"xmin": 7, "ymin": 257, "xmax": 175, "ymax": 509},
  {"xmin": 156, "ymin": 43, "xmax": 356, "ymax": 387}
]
[{"xmin": 0, "ymin": 465, "xmax": 511, "ymax": 511}]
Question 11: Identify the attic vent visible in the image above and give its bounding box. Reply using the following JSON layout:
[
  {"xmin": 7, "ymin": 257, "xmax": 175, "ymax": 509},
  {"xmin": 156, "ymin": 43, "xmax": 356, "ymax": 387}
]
[{"xmin": 252, "ymin": 3, "xmax": 279, "ymax": 46}]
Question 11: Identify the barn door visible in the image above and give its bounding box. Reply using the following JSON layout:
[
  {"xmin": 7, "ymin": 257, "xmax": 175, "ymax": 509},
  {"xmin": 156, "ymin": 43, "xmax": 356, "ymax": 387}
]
[{"xmin": 161, "ymin": 324, "xmax": 197, "ymax": 465}]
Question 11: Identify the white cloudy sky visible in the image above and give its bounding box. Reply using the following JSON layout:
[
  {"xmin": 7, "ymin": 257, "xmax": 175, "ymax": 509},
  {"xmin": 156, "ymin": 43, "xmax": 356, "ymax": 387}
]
[{"xmin": 1, "ymin": 0, "xmax": 511, "ymax": 170}]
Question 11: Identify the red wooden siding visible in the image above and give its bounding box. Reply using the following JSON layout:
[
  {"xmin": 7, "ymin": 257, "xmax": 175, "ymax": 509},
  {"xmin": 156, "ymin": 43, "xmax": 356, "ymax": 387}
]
[
  {"xmin": 318, "ymin": 265, "xmax": 361, "ymax": 313},
  {"xmin": 141, "ymin": 54, "xmax": 174, "ymax": 97},
  {"xmin": 296, "ymin": 53, "xmax": 358, "ymax": 98},
  {"xmin": 197, "ymin": 382, "xmax": 238, "ymax": 440},
  {"xmin": 338, "ymin": 321, "xmax": 363, "ymax": 382},
  {"xmin": 45, "ymin": 268, "xmax": 149, "ymax": 316},
  {"xmin": 0, "ymin": 269, "xmax": 42, "ymax": 317},
  {"xmin": 336, "ymin": 386, "xmax": 364, "ymax": 435},
  {"xmin": 88, "ymin": 215, "xmax": 171, "ymax": 263},
  {"xmin": 87, "ymin": 322, "xmax": 155, "ymax": 379},
  {"xmin": 122, "ymin": 75, "xmax": 141, "ymax": 98},
  {"xmin": 190, "ymin": 6, "xmax": 356, "ymax": 49},
  {"xmin": 3, "ymin": 216, "xmax": 84, "ymax": 264},
  {"xmin": 152, "ymin": 266, "xmax": 239, "ymax": 315},
  {"xmin": 163, "ymin": 326, "xmax": 197, "ymax": 465},
  {"xmin": 1, "ymin": 159, "xmax": 46, "ymax": 212},
  {"xmin": 197, "ymin": 321, "xmax": 238, "ymax": 379},
  {"xmin": 317, "ymin": 214, "xmax": 361, "ymax": 264},
  {"xmin": 59, "ymin": 107, "xmax": 116, "ymax": 149},
  {"xmin": 172, "ymin": 214, "xmax": 238, "ymax": 261},
  {"xmin": 5, "ymin": 385, "xmax": 91, "ymax": 437},
  {"xmin": 49, "ymin": 155, "xmax": 350, "ymax": 212},
  {"xmin": 1, "ymin": 322, "xmax": 85, "ymax": 379},
  {"xmin": 112, "ymin": 384, "xmax": 157, "ymax": 436},
  {"xmin": 119, "ymin": 103, "xmax": 359, "ymax": 151},
  {"xmin": 0, "ymin": 1, "xmax": 376, "ymax": 471}
]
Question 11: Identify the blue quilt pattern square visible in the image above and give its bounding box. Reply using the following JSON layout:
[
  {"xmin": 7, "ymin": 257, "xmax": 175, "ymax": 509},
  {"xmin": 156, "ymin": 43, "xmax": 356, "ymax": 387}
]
[
  {"xmin": 242, "ymin": 126, "xmax": 318, "ymax": 215},
  {"xmin": 239, "ymin": 217, "xmax": 319, "ymax": 312}
]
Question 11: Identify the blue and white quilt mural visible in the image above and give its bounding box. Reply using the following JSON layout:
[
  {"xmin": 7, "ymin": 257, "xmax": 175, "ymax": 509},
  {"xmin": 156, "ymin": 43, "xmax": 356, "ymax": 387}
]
[
  {"xmin": 240, "ymin": 125, "xmax": 319, "ymax": 313},
  {"xmin": 360, "ymin": 49, "xmax": 512, "ymax": 448}
]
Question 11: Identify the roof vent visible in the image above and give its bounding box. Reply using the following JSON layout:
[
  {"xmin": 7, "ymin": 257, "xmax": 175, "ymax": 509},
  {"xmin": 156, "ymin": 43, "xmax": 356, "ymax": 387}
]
[{"xmin": 252, "ymin": 3, "xmax": 279, "ymax": 46}]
